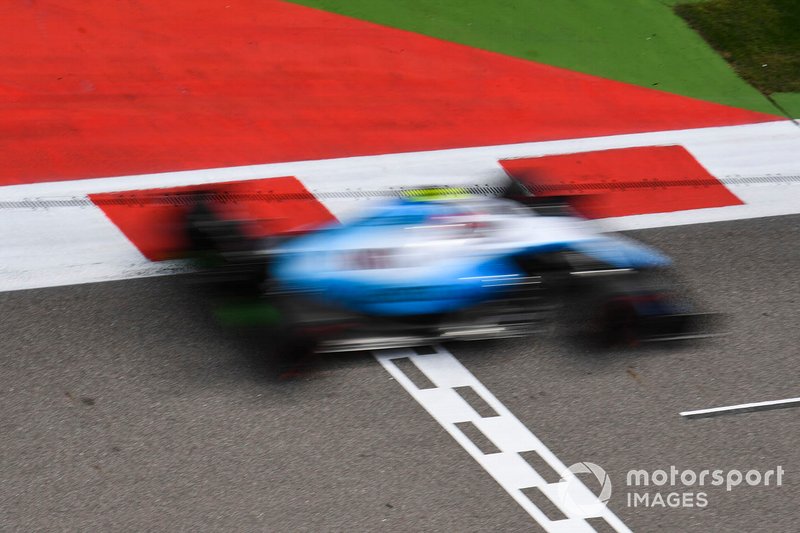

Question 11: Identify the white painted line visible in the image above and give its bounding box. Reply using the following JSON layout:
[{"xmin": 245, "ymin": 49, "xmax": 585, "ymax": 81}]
[
  {"xmin": 681, "ymin": 397, "xmax": 800, "ymax": 419},
  {"xmin": 375, "ymin": 346, "xmax": 631, "ymax": 532},
  {"xmin": 0, "ymin": 206, "xmax": 191, "ymax": 293}
]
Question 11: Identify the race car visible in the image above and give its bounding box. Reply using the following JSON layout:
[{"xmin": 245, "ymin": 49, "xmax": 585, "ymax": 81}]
[{"xmin": 182, "ymin": 184, "xmax": 713, "ymax": 355}]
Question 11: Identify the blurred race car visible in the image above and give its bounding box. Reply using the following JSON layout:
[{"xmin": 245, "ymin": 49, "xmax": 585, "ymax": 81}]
[{"xmin": 183, "ymin": 184, "xmax": 713, "ymax": 355}]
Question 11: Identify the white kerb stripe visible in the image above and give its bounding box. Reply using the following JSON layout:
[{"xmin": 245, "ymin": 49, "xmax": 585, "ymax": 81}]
[{"xmin": 375, "ymin": 346, "xmax": 631, "ymax": 533}]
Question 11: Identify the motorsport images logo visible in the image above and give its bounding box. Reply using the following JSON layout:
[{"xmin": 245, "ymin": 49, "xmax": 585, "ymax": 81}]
[
  {"xmin": 557, "ymin": 462, "xmax": 613, "ymax": 516},
  {"xmin": 559, "ymin": 463, "xmax": 784, "ymax": 510}
]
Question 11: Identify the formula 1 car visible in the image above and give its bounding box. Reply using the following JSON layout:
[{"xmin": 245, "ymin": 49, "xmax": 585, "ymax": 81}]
[{"xmin": 182, "ymin": 184, "xmax": 713, "ymax": 354}]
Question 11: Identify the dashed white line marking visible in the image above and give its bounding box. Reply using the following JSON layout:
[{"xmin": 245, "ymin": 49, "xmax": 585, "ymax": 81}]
[{"xmin": 374, "ymin": 346, "xmax": 632, "ymax": 532}]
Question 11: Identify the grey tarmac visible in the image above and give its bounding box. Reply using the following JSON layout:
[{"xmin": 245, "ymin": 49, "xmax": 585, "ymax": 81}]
[{"xmin": 1, "ymin": 215, "xmax": 798, "ymax": 532}]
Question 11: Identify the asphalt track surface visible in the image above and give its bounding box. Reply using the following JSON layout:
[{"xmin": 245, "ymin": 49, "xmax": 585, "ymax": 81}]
[{"xmin": 1, "ymin": 215, "xmax": 798, "ymax": 532}]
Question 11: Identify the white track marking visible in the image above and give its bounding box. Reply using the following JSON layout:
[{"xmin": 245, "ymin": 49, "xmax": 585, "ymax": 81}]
[
  {"xmin": 681, "ymin": 397, "xmax": 800, "ymax": 419},
  {"xmin": 0, "ymin": 207, "xmax": 189, "ymax": 292},
  {"xmin": 375, "ymin": 346, "xmax": 632, "ymax": 532},
  {"xmin": 1, "ymin": 121, "xmax": 799, "ymax": 292}
]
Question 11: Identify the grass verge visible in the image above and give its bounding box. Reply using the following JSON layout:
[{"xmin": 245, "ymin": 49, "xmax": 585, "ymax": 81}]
[
  {"xmin": 675, "ymin": 0, "xmax": 800, "ymax": 117},
  {"xmin": 674, "ymin": 0, "xmax": 800, "ymax": 94}
]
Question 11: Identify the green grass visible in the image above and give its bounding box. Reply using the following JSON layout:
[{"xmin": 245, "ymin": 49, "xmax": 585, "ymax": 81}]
[
  {"xmin": 290, "ymin": 0, "xmax": 777, "ymax": 114},
  {"xmin": 675, "ymin": 0, "xmax": 800, "ymax": 94},
  {"xmin": 771, "ymin": 93, "xmax": 800, "ymax": 118}
]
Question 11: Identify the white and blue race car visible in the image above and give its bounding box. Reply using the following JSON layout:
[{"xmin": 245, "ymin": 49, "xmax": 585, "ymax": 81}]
[{"xmin": 184, "ymin": 184, "xmax": 712, "ymax": 354}]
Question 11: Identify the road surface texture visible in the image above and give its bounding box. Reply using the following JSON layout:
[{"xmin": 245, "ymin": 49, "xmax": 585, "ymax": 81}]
[{"xmin": 1, "ymin": 215, "xmax": 797, "ymax": 531}]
